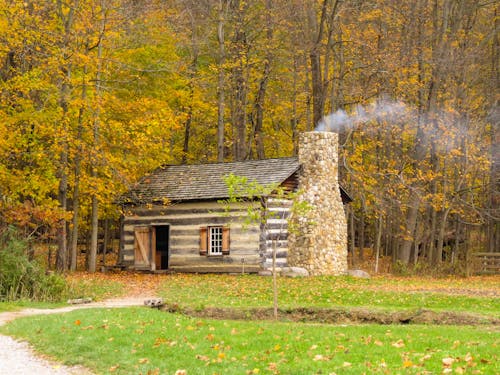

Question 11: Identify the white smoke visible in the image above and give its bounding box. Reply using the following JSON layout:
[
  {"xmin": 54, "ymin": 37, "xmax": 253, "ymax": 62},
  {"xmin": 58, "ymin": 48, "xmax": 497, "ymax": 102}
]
[
  {"xmin": 316, "ymin": 98, "xmax": 487, "ymax": 157},
  {"xmin": 316, "ymin": 98, "xmax": 409, "ymax": 132}
]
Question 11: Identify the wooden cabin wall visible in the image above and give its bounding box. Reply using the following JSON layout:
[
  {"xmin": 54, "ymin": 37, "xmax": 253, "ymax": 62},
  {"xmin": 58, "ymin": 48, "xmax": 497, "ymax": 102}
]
[
  {"xmin": 261, "ymin": 197, "xmax": 292, "ymax": 269},
  {"xmin": 121, "ymin": 201, "xmax": 261, "ymax": 272}
]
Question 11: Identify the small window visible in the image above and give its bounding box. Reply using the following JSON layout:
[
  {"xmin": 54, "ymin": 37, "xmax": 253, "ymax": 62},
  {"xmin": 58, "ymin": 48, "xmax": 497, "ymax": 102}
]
[
  {"xmin": 209, "ymin": 226, "xmax": 223, "ymax": 255},
  {"xmin": 200, "ymin": 226, "xmax": 230, "ymax": 256}
]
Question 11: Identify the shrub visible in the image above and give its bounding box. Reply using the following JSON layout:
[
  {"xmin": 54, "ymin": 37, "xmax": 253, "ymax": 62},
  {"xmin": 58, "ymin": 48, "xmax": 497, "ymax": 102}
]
[{"xmin": 0, "ymin": 227, "xmax": 66, "ymax": 302}]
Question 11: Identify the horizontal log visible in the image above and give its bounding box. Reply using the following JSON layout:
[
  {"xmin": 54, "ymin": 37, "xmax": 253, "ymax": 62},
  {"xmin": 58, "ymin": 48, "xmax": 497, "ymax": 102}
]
[
  {"xmin": 123, "ymin": 217, "xmax": 228, "ymax": 227},
  {"xmin": 262, "ymin": 250, "xmax": 288, "ymax": 259},
  {"xmin": 125, "ymin": 201, "xmax": 257, "ymax": 216},
  {"xmin": 123, "ymin": 225, "xmax": 260, "ymax": 239},
  {"xmin": 169, "ymin": 265, "xmax": 261, "ymax": 273},
  {"xmin": 126, "ymin": 200, "xmax": 257, "ymax": 210},
  {"xmin": 170, "ymin": 254, "xmax": 260, "ymax": 266}
]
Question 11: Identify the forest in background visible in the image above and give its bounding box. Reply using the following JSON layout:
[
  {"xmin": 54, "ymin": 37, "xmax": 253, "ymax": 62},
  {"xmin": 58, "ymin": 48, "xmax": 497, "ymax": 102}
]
[{"xmin": 0, "ymin": 0, "xmax": 497, "ymax": 274}]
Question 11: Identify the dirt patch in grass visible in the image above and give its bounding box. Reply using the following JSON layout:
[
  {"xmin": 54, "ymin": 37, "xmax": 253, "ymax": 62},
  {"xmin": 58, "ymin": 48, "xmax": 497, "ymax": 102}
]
[{"xmin": 162, "ymin": 304, "xmax": 499, "ymax": 326}]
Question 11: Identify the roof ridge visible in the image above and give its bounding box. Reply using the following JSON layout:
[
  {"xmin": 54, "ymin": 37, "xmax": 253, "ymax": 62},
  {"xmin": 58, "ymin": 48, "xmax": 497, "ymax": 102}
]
[{"xmin": 159, "ymin": 156, "xmax": 298, "ymax": 168}]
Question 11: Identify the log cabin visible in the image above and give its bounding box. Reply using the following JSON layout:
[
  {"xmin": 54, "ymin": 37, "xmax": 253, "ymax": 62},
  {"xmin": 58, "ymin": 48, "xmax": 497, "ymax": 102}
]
[{"xmin": 119, "ymin": 132, "xmax": 351, "ymax": 275}]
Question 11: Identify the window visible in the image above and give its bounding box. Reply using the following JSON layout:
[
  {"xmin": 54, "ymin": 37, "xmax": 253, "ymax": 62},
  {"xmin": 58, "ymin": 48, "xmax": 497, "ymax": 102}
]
[
  {"xmin": 209, "ymin": 226, "xmax": 223, "ymax": 255},
  {"xmin": 199, "ymin": 226, "xmax": 230, "ymax": 256}
]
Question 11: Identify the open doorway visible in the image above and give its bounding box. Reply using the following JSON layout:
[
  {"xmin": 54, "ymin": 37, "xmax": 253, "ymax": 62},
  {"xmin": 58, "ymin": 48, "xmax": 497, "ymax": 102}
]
[{"xmin": 154, "ymin": 225, "xmax": 170, "ymax": 270}]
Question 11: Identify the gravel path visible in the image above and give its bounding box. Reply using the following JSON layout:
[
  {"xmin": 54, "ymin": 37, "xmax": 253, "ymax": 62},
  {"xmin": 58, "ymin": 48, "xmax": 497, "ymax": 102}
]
[
  {"xmin": 0, "ymin": 335, "xmax": 92, "ymax": 375},
  {"xmin": 0, "ymin": 297, "xmax": 156, "ymax": 375}
]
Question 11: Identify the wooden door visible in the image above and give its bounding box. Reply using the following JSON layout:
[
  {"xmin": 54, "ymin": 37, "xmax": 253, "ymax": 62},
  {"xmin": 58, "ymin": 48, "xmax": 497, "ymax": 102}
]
[{"xmin": 134, "ymin": 226, "xmax": 155, "ymax": 270}]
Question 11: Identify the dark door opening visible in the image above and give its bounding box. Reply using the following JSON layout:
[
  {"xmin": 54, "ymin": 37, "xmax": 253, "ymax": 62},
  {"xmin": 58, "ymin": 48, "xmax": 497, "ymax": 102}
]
[{"xmin": 155, "ymin": 225, "xmax": 170, "ymax": 270}]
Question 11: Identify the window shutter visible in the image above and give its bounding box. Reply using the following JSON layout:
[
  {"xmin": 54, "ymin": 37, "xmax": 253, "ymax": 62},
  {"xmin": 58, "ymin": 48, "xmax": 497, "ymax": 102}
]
[
  {"xmin": 199, "ymin": 227, "xmax": 208, "ymax": 256},
  {"xmin": 222, "ymin": 227, "xmax": 230, "ymax": 255}
]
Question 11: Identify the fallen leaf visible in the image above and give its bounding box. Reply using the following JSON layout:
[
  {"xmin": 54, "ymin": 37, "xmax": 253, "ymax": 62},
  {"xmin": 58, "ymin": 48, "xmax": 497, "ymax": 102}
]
[
  {"xmin": 420, "ymin": 354, "xmax": 432, "ymax": 362},
  {"xmin": 174, "ymin": 370, "xmax": 187, "ymax": 375},
  {"xmin": 442, "ymin": 357, "xmax": 455, "ymax": 367},
  {"xmin": 392, "ymin": 339, "xmax": 405, "ymax": 348},
  {"xmin": 403, "ymin": 360, "xmax": 413, "ymax": 368},
  {"xmin": 138, "ymin": 358, "xmax": 149, "ymax": 364},
  {"xmin": 343, "ymin": 362, "xmax": 352, "ymax": 367},
  {"xmin": 374, "ymin": 340, "xmax": 383, "ymax": 346},
  {"xmin": 464, "ymin": 353, "xmax": 473, "ymax": 363}
]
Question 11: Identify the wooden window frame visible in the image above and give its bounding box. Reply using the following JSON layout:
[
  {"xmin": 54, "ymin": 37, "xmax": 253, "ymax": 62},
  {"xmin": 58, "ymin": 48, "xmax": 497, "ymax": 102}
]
[
  {"xmin": 209, "ymin": 226, "xmax": 223, "ymax": 256},
  {"xmin": 200, "ymin": 226, "xmax": 230, "ymax": 256}
]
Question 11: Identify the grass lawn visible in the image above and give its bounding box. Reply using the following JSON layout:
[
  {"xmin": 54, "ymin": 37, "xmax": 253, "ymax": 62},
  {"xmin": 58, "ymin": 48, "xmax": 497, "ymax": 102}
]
[
  {"xmin": 1, "ymin": 307, "xmax": 498, "ymax": 375},
  {"xmin": 157, "ymin": 274, "xmax": 500, "ymax": 316}
]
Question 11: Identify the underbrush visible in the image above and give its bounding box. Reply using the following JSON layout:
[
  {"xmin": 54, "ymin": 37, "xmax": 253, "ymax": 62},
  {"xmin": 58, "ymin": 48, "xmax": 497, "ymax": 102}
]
[
  {"xmin": 392, "ymin": 259, "xmax": 469, "ymax": 277},
  {"xmin": 0, "ymin": 228, "xmax": 66, "ymax": 302}
]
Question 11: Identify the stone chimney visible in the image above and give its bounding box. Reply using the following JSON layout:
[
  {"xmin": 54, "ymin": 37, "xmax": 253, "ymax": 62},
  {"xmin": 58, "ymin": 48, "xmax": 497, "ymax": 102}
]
[{"xmin": 288, "ymin": 131, "xmax": 348, "ymax": 275}]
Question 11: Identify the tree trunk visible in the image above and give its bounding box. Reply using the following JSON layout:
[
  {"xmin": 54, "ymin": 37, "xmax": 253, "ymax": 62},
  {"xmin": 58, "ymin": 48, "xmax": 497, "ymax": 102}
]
[
  {"xmin": 88, "ymin": 1, "xmax": 106, "ymax": 273},
  {"xmin": 182, "ymin": 31, "xmax": 198, "ymax": 164},
  {"xmin": 56, "ymin": 153, "xmax": 68, "ymax": 272},
  {"xmin": 230, "ymin": 0, "xmax": 248, "ymax": 161},
  {"xmin": 348, "ymin": 205, "xmax": 355, "ymax": 267},
  {"xmin": 374, "ymin": 215, "xmax": 383, "ymax": 273},
  {"xmin": 435, "ymin": 207, "xmax": 452, "ymax": 264},
  {"xmin": 291, "ymin": 57, "xmax": 299, "ymax": 155},
  {"xmin": 89, "ymin": 197, "xmax": 99, "ymax": 273},
  {"xmin": 427, "ymin": 204, "xmax": 437, "ymax": 265},
  {"xmin": 249, "ymin": 0, "xmax": 272, "ymax": 160},
  {"xmin": 70, "ymin": 64, "xmax": 87, "ymax": 271},
  {"xmin": 55, "ymin": 0, "xmax": 78, "ymax": 274},
  {"xmin": 358, "ymin": 203, "xmax": 365, "ymax": 262},
  {"xmin": 272, "ymin": 239, "xmax": 278, "ymax": 320},
  {"xmin": 399, "ymin": 195, "xmax": 420, "ymax": 264},
  {"xmin": 102, "ymin": 218, "xmax": 109, "ymax": 265},
  {"xmin": 216, "ymin": 0, "xmax": 226, "ymax": 162},
  {"xmin": 70, "ymin": 159, "xmax": 80, "ymax": 271},
  {"xmin": 307, "ymin": 0, "xmax": 340, "ymax": 127}
]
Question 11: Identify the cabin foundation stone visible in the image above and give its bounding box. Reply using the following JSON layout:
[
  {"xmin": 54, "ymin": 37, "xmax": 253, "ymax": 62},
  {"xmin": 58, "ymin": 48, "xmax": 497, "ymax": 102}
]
[{"xmin": 288, "ymin": 131, "xmax": 348, "ymax": 275}]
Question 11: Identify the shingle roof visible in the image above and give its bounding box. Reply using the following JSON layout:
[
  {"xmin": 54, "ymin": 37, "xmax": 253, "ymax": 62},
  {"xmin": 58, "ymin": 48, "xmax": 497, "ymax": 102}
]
[{"xmin": 122, "ymin": 157, "xmax": 300, "ymax": 204}]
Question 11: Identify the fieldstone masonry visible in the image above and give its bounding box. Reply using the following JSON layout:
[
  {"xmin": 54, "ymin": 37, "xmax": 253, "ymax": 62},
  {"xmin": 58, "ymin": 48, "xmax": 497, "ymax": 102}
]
[{"xmin": 288, "ymin": 131, "xmax": 348, "ymax": 275}]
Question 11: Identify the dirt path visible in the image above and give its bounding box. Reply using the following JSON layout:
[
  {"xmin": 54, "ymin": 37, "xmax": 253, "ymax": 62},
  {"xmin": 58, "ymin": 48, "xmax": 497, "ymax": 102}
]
[{"xmin": 0, "ymin": 296, "xmax": 155, "ymax": 375}]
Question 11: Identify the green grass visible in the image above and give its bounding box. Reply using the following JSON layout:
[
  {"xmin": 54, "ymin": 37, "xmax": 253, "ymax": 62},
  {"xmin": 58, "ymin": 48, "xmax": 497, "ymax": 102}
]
[
  {"xmin": 158, "ymin": 274, "xmax": 500, "ymax": 316},
  {"xmin": 1, "ymin": 307, "xmax": 498, "ymax": 374}
]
